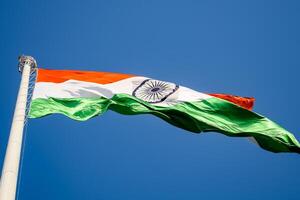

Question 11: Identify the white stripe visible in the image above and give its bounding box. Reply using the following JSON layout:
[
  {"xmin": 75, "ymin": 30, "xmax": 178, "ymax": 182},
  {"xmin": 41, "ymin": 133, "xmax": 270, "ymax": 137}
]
[{"xmin": 32, "ymin": 77, "xmax": 211, "ymax": 107}]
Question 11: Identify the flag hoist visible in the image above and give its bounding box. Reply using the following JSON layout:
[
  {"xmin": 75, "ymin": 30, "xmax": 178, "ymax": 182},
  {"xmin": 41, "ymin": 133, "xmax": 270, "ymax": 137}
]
[{"xmin": 0, "ymin": 56, "xmax": 37, "ymax": 200}]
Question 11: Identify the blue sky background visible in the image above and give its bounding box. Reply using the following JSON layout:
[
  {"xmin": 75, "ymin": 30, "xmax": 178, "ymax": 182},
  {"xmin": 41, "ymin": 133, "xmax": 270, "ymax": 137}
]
[{"xmin": 1, "ymin": 0, "xmax": 300, "ymax": 199}]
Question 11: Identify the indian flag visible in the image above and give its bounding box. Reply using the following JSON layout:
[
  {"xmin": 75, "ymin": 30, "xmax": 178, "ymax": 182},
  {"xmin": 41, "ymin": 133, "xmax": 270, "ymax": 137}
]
[{"xmin": 29, "ymin": 68, "xmax": 300, "ymax": 153}]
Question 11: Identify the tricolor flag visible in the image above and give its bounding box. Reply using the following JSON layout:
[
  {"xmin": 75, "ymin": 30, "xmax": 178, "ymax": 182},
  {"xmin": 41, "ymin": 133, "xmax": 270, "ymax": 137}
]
[{"xmin": 29, "ymin": 69, "xmax": 300, "ymax": 153}]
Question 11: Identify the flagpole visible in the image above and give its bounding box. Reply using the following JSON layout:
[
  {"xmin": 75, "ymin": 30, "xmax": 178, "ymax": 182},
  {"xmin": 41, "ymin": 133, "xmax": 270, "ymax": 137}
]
[{"xmin": 0, "ymin": 56, "xmax": 37, "ymax": 200}]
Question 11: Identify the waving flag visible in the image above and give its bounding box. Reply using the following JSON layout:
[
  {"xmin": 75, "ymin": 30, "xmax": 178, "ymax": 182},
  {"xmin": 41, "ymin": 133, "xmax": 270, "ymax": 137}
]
[{"xmin": 29, "ymin": 69, "xmax": 300, "ymax": 153}]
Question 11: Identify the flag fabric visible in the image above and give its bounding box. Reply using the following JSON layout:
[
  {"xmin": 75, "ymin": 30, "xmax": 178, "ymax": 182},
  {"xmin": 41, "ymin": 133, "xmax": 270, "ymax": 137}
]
[{"xmin": 29, "ymin": 68, "xmax": 300, "ymax": 153}]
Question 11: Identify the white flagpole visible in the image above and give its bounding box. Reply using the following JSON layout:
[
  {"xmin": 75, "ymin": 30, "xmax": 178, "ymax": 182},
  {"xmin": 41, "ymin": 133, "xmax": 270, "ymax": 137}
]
[{"xmin": 0, "ymin": 56, "xmax": 37, "ymax": 200}]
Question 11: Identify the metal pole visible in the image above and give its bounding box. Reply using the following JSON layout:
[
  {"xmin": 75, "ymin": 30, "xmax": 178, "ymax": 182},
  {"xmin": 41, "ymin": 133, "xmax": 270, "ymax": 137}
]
[{"xmin": 0, "ymin": 56, "xmax": 37, "ymax": 200}]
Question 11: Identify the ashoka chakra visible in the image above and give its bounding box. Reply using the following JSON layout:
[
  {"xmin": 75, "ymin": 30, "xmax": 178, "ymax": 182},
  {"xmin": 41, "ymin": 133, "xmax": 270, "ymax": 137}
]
[{"xmin": 132, "ymin": 79, "xmax": 179, "ymax": 103}]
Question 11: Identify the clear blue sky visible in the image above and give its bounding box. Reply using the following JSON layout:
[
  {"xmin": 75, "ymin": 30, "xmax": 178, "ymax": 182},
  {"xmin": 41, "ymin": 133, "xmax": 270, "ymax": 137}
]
[{"xmin": 1, "ymin": 0, "xmax": 300, "ymax": 199}]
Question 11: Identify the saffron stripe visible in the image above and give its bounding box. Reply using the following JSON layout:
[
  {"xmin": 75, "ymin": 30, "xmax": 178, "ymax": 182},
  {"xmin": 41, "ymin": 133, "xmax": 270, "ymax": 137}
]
[
  {"xmin": 209, "ymin": 93, "xmax": 255, "ymax": 110},
  {"xmin": 37, "ymin": 68, "xmax": 134, "ymax": 84}
]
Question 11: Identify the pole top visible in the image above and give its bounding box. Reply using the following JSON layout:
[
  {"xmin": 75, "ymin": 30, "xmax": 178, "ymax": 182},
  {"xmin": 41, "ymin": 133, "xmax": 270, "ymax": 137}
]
[{"xmin": 18, "ymin": 55, "xmax": 37, "ymax": 72}]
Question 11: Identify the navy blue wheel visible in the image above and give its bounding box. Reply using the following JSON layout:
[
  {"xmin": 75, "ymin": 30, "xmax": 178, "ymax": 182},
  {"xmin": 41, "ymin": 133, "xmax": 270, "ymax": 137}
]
[{"xmin": 132, "ymin": 79, "xmax": 179, "ymax": 103}]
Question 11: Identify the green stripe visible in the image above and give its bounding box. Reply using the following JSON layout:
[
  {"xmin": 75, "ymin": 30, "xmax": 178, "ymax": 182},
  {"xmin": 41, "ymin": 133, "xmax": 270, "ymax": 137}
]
[{"xmin": 29, "ymin": 94, "xmax": 300, "ymax": 153}]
